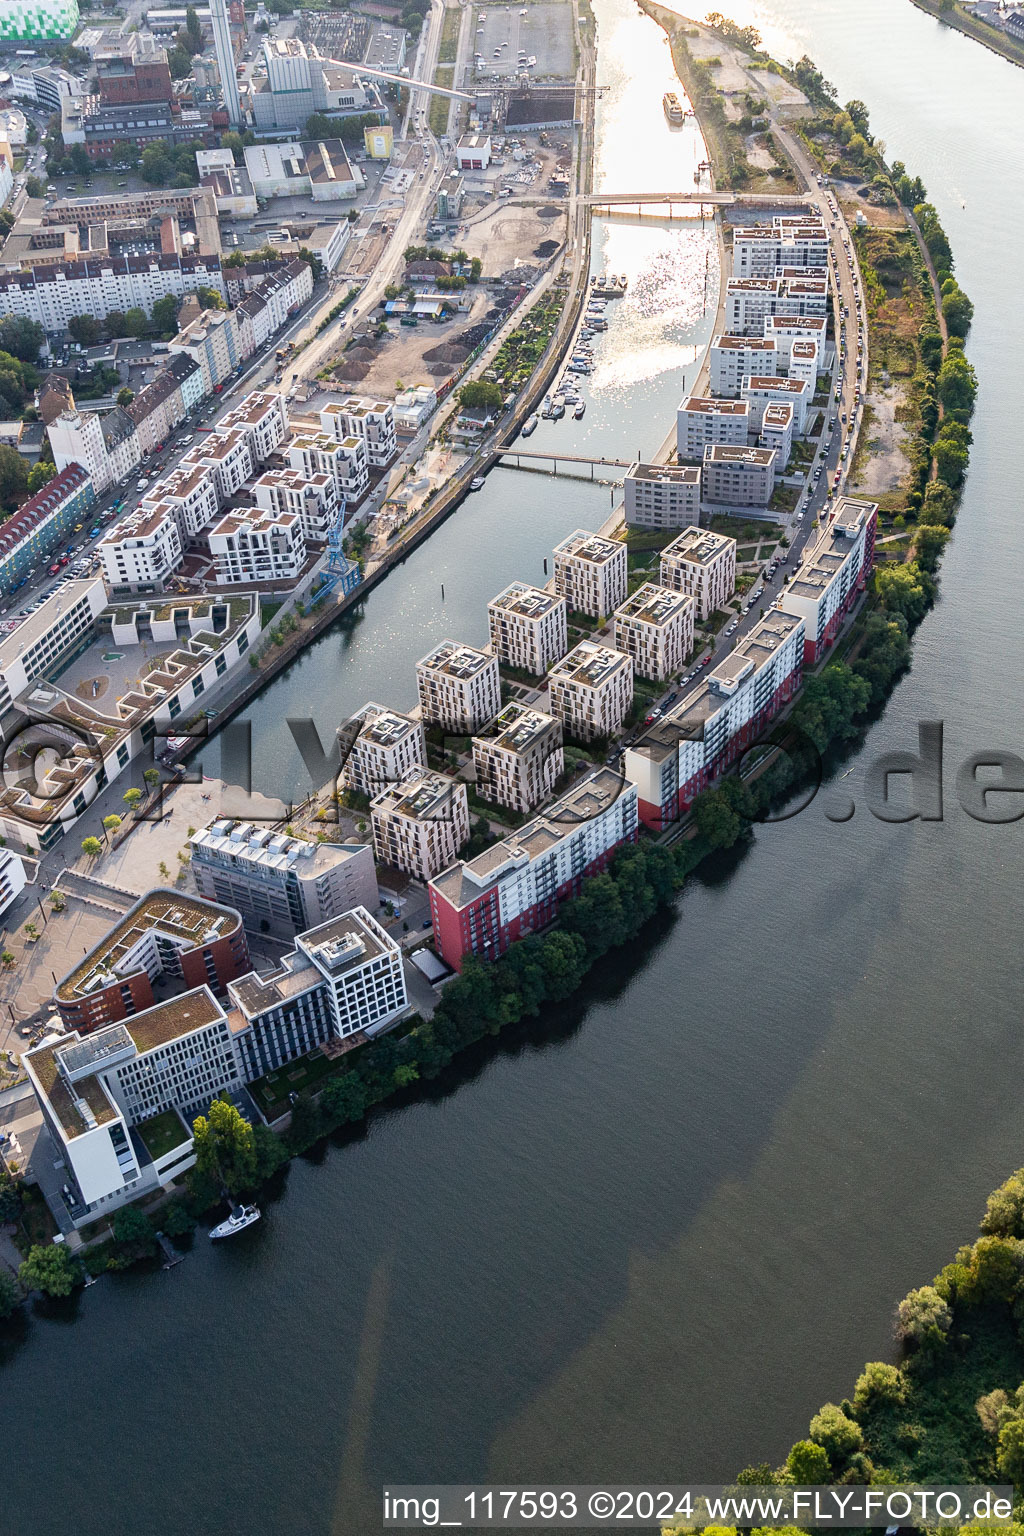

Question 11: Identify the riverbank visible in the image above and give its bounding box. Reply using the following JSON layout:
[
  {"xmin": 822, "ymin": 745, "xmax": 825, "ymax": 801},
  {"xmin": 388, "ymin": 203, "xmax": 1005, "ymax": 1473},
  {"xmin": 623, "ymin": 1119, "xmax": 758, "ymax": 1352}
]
[{"xmin": 908, "ymin": 0, "xmax": 1024, "ymax": 71}]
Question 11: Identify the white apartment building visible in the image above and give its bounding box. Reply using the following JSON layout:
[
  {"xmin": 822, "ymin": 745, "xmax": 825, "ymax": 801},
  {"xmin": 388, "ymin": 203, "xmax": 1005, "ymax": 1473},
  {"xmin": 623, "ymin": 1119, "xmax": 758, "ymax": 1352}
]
[
  {"xmin": 731, "ymin": 220, "xmax": 829, "ymax": 277},
  {"xmin": 169, "ymin": 308, "xmax": 243, "ymax": 392},
  {"xmin": 0, "ymin": 846, "xmax": 26, "ymax": 920},
  {"xmin": 552, "ymin": 529, "xmax": 628, "ymax": 620},
  {"xmin": 416, "ymin": 640, "xmax": 501, "ymax": 733},
  {"xmin": 370, "ymin": 768, "xmax": 470, "ymax": 880},
  {"xmin": 320, "ymin": 398, "xmax": 397, "ymax": 469},
  {"xmin": 429, "ymin": 768, "xmax": 638, "ymax": 969},
  {"xmin": 181, "ymin": 428, "xmax": 255, "ymax": 504},
  {"xmin": 677, "ymin": 396, "xmax": 751, "ymax": 461},
  {"xmin": 547, "ymin": 640, "xmax": 633, "ymax": 742},
  {"xmin": 726, "ymin": 277, "xmax": 830, "ymax": 335},
  {"xmin": 0, "ymin": 577, "xmax": 107, "ymax": 719},
  {"xmin": 341, "ymin": 701, "xmax": 427, "ymax": 798},
  {"xmin": 788, "ymin": 339, "xmax": 820, "ymax": 391},
  {"xmin": 709, "ymin": 334, "xmax": 779, "ymax": 398},
  {"xmin": 702, "ymin": 444, "xmax": 777, "ymax": 510},
  {"xmin": 624, "ymin": 610, "xmax": 805, "ymax": 828},
  {"xmin": 146, "ymin": 462, "xmax": 220, "ymax": 539},
  {"xmin": 760, "ymin": 402, "xmax": 794, "ymax": 469},
  {"xmin": 253, "ymin": 468, "xmax": 339, "ymax": 541},
  {"xmin": 487, "ymin": 581, "xmax": 568, "ymax": 675},
  {"xmin": 190, "ymin": 819, "xmax": 379, "ymax": 938},
  {"xmin": 660, "ymin": 526, "xmax": 737, "ymax": 621},
  {"xmin": 613, "ymin": 583, "xmax": 695, "ymax": 683},
  {"xmin": 741, "ymin": 374, "xmax": 811, "ymax": 435},
  {"xmin": 0, "ymin": 254, "xmax": 226, "ymax": 332},
  {"xmin": 100, "ymin": 504, "xmax": 183, "ymax": 592},
  {"xmin": 220, "ymin": 390, "xmax": 290, "ymax": 465},
  {"xmin": 208, "ymin": 505, "xmax": 307, "ymax": 586},
  {"xmin": 287, "ymin": 433, "xmax": 369, "ymax": 503},
  {"xmin": 48, "ymin": 408, "xmax": 110, "ymax": 489},
  {"xmin": 763, "ymin": 313, "xmax": 827, "ymax": 370},
  {"xmin": 623, "ymin": 462, "xmax": 702, "ymax": 531},
  {"xmin": 472, "ymin": 701, "xmax": 563, "ymax": 813},
  {"xmin": 779, "ymin": 497, "xmax": 878, "ymax": 662}
]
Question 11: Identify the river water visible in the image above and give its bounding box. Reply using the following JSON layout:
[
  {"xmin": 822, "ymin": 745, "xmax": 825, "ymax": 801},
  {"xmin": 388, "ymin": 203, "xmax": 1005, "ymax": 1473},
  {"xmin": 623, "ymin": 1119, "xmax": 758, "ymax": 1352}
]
[{"xmin": 5, "ymin": 3, "xmax": 1024, "ymax": 1533}]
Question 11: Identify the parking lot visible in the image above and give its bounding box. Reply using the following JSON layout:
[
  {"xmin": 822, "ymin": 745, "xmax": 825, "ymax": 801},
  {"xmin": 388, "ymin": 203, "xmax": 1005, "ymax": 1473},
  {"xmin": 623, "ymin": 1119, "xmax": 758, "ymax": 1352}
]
[{"xmin": 471, "ymin": 1, "xmax": 576, "ymax": 84}]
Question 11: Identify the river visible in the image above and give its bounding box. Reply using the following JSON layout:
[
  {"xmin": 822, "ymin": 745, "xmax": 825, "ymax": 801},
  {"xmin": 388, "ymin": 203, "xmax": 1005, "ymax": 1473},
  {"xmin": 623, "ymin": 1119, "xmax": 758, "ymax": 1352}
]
[{"xmin": 4, "ymin": 2, "xmax": 1024, "ymax": 1532}]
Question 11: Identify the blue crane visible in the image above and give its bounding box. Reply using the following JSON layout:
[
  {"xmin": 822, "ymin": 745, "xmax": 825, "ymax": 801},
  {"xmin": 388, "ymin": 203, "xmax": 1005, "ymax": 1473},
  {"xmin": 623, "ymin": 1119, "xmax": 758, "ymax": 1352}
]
[{"xmin": 316, "ymin": 494, "xmax": 360, "ymax": 598}]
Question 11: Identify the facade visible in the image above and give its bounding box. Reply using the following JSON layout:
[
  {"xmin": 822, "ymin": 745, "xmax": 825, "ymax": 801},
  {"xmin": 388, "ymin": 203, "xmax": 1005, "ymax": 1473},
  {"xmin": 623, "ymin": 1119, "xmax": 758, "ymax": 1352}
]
[
  {"xmin": 0, "ymin": 254, "xmax": 225, "ymax": 330},
  {"xmin": 287, "ymin": 432, "xmax": 368, "ymax": 504},
  {"xmin": 623, "ymin": 461, "xmax": 701, "ymax": 531},
  {"xmin": 124, "ymin": 369, "xmax": 186, "ymax": 456},
  {"xmin": 100, "ymin": 503, "xmax": 183, "ymax": 592},
  {"xmin": 0, "ymin": 577, "xmax": 106, "ymax": 718},
  {"xmin": 708, "ymin": 333, "xmax": 779, "ymax": 397},
  {"xmin": 762, "ymin": 313, "xmax": 826, "ymax": 370},
  {"xmin": 456, "ymin": 133, "xmax": 491, "ymax": 170},
  {"xmin": 0, "ymin": 464, "xmax": 95, "ymax": 597},
  {"xmin": 613, "ymin": 583, "xmax": 694, "ymax": 683},
  {"xmin": 659, "ymin": 526, "xmax": 736, "ymax": 622},
  {"xmin": 760, "ymin": 401, "xmax": 794, "ymax": 469},
  {"xmin": 320, "ymin": 398, "xmax": 396, "ymax": 468},
  {"xmin": 249, "ymin": 37, "xmax": 381, "ymax": 133},
  {"xmin": 0, "ymin": 0, "xmax": 79, "ymax": 39},
  {"xmin": 416, "ymin": 640, "xmax": 501, "ymax": 733},
  {"xmin": 677, "ymin": 396, "xmax": 750, "ymax": 461},
  {"xmin": 547, "ymin": 640, "xmax": 633, "ymax": 743},
  {"xmin": 170, "ymin": 308, "xmax": 243, "ymax": 391},
  {"xmin": 341, "ymin": 701, "xmax": 426, "ymax": 799},
  {"xmin": 731, "ymin": 219, "xmax": 829, "ymax": 277},
  {"xmin": 779, "ymin": 497, "xmax": 878, "ymax": 662},
  {"xmin": 190, "ymin": 819, "xmax": 379, "ymax": 938},
  {"xmin": 428, "ymin": 768, "xmax": 638, "ymax": 969},
  {"xmin": 53, "ymin": 889, "xmax": 250, "ymax": 1032},
  {"xmin": 551, "ymin": 529, "xmax": 628, "ymax": 620},
  {"xmin": 0, "ymin": 845, "xmax": 26, "ymax": 919},
  {"xmin": 701, "ymin": 444, "xmax": 777, "ymax": 510},
  {"xmin": 370, "ymin": 768, "xmax": 470, "ymax": 881},
  {"xmin": 741, "ymin": 374, "xmax": 810, "ymax": 435},
  {"xmin": 243, "ymin": 138, "xmax": 366, "ymax": 199},
  {"xmin": 252, "ymin": 467, "xmax": 339, "ymax": 542},
  {"xmin": 725, "ymin": 276, "xmax": 830, "ymax": 335},
  {"xmin": 472, "ymin": 701, "xmax": 563, "ymax": 814},
  {"xmin": 487, "ymin": 581, "xmax": 568, "ymax": 676},
  {"xmin": 47, "ymin": 408, "xmax": 109, "ymax": 489},
  {"xmin": 624, "ymin": 610, "xmax": 805, "ymax": 828},
  {"xmin": 208, "ymin": 504, "xmax": 307, "ymax": 586}
]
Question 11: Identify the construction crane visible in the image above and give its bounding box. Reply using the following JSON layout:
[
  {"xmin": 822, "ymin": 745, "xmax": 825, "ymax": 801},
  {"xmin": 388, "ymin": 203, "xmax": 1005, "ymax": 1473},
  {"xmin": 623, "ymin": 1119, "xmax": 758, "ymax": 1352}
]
[{"xmin": 316, "ymin": 496, "xmax": 360, "ymax": 598}]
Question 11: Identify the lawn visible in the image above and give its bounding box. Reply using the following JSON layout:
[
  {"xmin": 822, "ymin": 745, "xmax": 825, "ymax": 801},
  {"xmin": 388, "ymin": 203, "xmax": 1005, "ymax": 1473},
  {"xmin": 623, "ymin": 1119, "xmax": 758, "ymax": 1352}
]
[{"xmin": 138, "ymin": 1108, "xmax": 190, "ymax": 1161}]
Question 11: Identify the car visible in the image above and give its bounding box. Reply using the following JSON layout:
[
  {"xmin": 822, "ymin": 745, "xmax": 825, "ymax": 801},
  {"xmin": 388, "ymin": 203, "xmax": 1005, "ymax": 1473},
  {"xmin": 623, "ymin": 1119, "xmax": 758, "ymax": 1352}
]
[{"xmin": 89, "ymin": 526, "xmax": 101, "ymax": 537}]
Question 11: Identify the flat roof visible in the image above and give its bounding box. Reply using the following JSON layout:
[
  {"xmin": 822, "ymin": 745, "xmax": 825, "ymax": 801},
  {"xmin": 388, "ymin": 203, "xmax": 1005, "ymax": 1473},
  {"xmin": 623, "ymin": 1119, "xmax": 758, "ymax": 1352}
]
[
  {"xmin": 553, "ymin": 529, "xmax": 624, "ymax": 565},
  {"xmin": 680, "ymin": 396, "xmax": 749, "ymax": 415},
  {"xmin": 549, "ymin": 640, "xmax": 629, "ymax": 688},
  {"xmin": 616, "ymin": 583, "xmax": 691, "ymax": 627},
  {"xmin": 479, "ymin": 700, "xmax": 557, "ymax": 753},
  {"xmin": 490, "ymin": 581, "xmax": 563, "ymax": 619},
  {"xmin": 712, "ymin": 334, "xmax": 777, "ymax": 350},
  {"xmin": 0, "ymin": 578, "xmax": 103, "ymax": 672},
  {"xmin": 628, "ymin": 461, "xmax": 701, "ymax": 484},
  {"xmin": 744, "ymin": 375, "xmax": 809, "ymax": 394},
  {"xmin": 418, "ymin": 639, "xmax": 494, "ymax": 679},
  {"xmin": 374, "ymin": 768, "xmax": 462, "ymax": 820},
  {"xmin": 704, "ymin": 444, "xmax": 776, "ymax": 466},
  {"xmin": 58, "ymin": 890, "xmax": 242, "ymax": 1002},
  {"xmin": 662, "ymin": 526, "xmax": 736, "ymax": 566}
]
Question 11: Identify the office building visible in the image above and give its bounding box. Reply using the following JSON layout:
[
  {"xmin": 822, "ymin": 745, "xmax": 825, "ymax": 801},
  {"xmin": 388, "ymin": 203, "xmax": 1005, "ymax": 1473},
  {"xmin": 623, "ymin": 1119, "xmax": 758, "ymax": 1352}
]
[
  {"xmin": 370, "ymin": 768, "xmax": 470, "ymax": 881},
  {"xmin": 623, "ymin": 462, "xmax": 701, "ymax": 531},
  {"xmin": 428, "ymin": 769, "xmax": 638, "ymax": 969},
  {"xmin": 659, "ymin": 526, "xmax": 736, "ymax": 622},
  {"xmin": 0, "ymin": 577, "xmax": 106, "ymax": 719},
  {"xmin": 0, "ymin": 846, "xmax": 26, "ymax": 919},
  {"xmin": 472, "ymin": 701, "xmax": 563, "ymax": 814},
  {"xmin": 487, "ymin": 581, "xmax": 568, "ymax": 676},
  {"xmin": 613, "ymin": 584, "xmax": 694, "ymax": 683},
  {"xmin": 677, "ymin": 396, "xmax": 750, "ymax": 461},
  {"xmin": 190, "ymin": 818, "xmax": 379, "ymax": 938},
  {"xmin": 701, "ymin": 444, "xmax": 777, "ymax": 510},
  {"xmin": 552, "ymin": 528, "xmax": 628, "ymax": 619},
  {"xmin": 416, "ymin": 640, "xmax": 501, "ymax": 733},
  {"xmin": 547, "ymin": 641, "xmax": 633, "ymax": 742},
  {"xmin": 779, "ymin": 497, "xmax": 878, "ymax": 662}
]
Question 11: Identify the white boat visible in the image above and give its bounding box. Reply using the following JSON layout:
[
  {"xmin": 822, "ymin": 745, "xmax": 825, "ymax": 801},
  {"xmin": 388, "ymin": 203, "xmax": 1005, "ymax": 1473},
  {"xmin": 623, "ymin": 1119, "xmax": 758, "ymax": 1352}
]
[
  {"xmin": 550, "ymin": 395, "xmax": 566, "ymax": 418},
  {"xmin": 521, "ymin": 414, "xmax": 539, "ymax": 436},
  {"xmin": 469, "ymin": 476, "xmax": 485, "ymax": 491},
  {"xmin": 573, "ymin": 401, "xmax": 586, "ymax": 419},
  {"xmin": 210, "ymin": 1204, "xmax": 261, "ymax": 1240}
]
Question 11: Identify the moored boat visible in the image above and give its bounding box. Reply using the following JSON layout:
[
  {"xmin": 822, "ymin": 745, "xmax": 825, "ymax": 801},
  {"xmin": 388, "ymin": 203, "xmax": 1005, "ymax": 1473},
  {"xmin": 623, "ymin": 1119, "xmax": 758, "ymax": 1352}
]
[
  {"xmin": 521, "ymin": 414, "xmax": 539, "ymax": 436},
  {"xmin": 663, "ymin": 91, "xmax": 684, "ymax": 125},
  {"xmin": 210, "ymin": 1204, "xmax": 260, "ymax": 1240}
]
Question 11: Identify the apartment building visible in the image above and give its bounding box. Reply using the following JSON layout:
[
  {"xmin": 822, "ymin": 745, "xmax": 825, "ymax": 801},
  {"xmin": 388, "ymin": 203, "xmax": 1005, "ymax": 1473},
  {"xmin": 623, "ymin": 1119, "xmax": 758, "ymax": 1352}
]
[
  {"xmin": 623, "ymin": 462, "xmax": 702, "ymax": 531},
  {"xmin": 708, "ymin": 334, "xmax": 779, "ymax": 397},
  {"xmin": 731, "ymin": 219, "xmax": 829, "ymax": 277},
  {"xmin": 677, "ymin": 396, "xmax": 751, "ymax": 461},
  {"xmin": 0, "ymin": 464, "xmax": 95, "ymax": 597},
  {"xmin": 416, "ymin": 640, "xmax": 501, "ymax": 733},
  {"xmin": 0, "ymin": 254, "xmax": 226, "ymax": 331},
  {"xmin": 341, "ymin": 701, "xmax": 427, "ymax": 799},
  {"xmin": 701, "ymin": 444, "xmax": 777, "ymax": 510},
  {"xmin": 220, "ymin": 390, "xmax": 290, "ymax": 465},
  {"xmin": 779, "ymin": 497, "xmax": 878, "ymax": 662},
  {"xmin": 725, "ymin": 276, "xmax": 829, "ymax": 335},
  {"xmin": 547, "ymin": 641, "xmax": 633, "ymax": 742},
  {"xmin": 180, "ymin": 427, "xmax": 254, "ymax": 503},
  {"xmin": 286, "ymin": 433, "xmax": 369, "ymax": 503},
  {"xmin": 551, "ymin": 529, "xmax": 628, "ymax": 620},
  {"xmin": 53, "ymin": 889, "xmax": 251, "ymax": 1032},
  {"xmin": 660, "ymin": 526, "xmax": 737, "ymax": 621},
  {"xmin": 487, "ymin": 581, "xmax": 568, "ymax": 675},
  {"xmin": 472, "ymin": 701, "xmax": 563, "ymax": 813},
  {"xmin": 169, "ymin": 307, "xmax": 243, "ymax": 392},
  {"xmin": 100, "ymin": 503, "xmax": 183, "ymax": 592},
  {"xmin": 27, "ymin": 908, "xmax": 406, "ymax": 1223},
  {"xmin": 253, "ymin": 467, "xmax": 339, "ymax": 541},
  {"xmin": 428, "ymin": 768, "xmax": 638, "ymax": 969},
  {"xmin": 370, "ymin": 768, "xmax": 470, "ymax": 880},
  {"xmin": 613, "ymin": 583, "xmax": 695, "ymax": 683},
  {"xmin": 124, "ymin": 369, "xmax": 187, "ymax": 457},
  {"xmin": 190, "ymin": 819, "xmax": 378, "ymax": 938},
  {"xmin": 760, "ymin": 401, "xmax": 794, "ymax": 469},
  {"xmin": 101, "ymin": 406, "xmax": 143, "ymax": 485},
  {"xmin": 623, "ymin": 610, "xmax": 805, "ymax": 828},
  {"xmin": 48, "ymin": 408, "xmax": 111, "ymax": 490},
  {"xmin": 320, "ymin": 397, "xmax": 397, "ymax": 468},
  {"xmin": 147, "ymin": 461, "xmax": 220, "ymax": 539},
  {"xmin": 762, "ymin": 313, "xmax": 826, "ymax": 371},
  {"xmin": 741, "ymin": 374, "xmax": 811, "ymax": 435},
  {"xmin": 0, "ymin": 577, "xmax": 107, "ymax": 719},
  {"xmin": 208, "ymin": 505, "xmax": 307, "ymax": 586},
  {"xmin": 0, "ymin": 847, "xmax": 26, "ymax": 920}
]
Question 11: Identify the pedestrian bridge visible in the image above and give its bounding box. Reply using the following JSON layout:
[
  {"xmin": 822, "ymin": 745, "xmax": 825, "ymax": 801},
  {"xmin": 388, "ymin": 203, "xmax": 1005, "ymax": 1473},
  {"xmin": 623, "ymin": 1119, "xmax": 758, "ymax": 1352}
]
[{"xmin": 584, "ymin": 191, "xmax": 813, "ymax": 209}]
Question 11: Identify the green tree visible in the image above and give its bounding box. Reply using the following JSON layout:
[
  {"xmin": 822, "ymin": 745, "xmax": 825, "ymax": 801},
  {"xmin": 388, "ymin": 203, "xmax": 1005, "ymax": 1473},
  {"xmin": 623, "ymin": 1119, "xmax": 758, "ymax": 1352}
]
[
  {"xmin": 81, "ymin": 836, "xmax": 102, "ymax": 857},
  {"xmin": 784, "ymin": 1439, "xmax": 831, "ymax": 1483},
  {"xmin": 852, "ymin": 1360, "xmax": 907, "ymax": 1410},
  {"xmin": 160, "ymin": 1199, "xmax": 196, "ymax": 1239},
  {"xmin": 286, "ymin": 1091, "xmax": 322, "ymax": 1150},
  {"xmin": 144, "ymin": 767, "xmax": 161, "ymax": 788},
  {"xmin": 457, "ymin": 380, "xmax": 503, "ymax": 411},
  {"xmin": 123, "ymin": 308, "xmax": 148, "ymax": 339},
  {"xmin": 538, "ymin": 929, "xmax": 589, "ymax": 1000},
  {"xmin": 68, "ymin": 314, "xmax": 102, "ymax": 347},
  {"xmin": 150, "ymin": 294, "xmax": 180, "ymax": 337},
  {"xmin": 196, "ymin": 284, "xmax": 224, "ymax": 311},
  {"xmin": 936, "ymin": 350, "xmax": 978, "ymax": 417},
  {"xmin": 692, "ymin": 786, "xmax": 743, "ymax": 849},
  {"xmin": 895, "ymin": 1284, "xmax": 952, "ymax": 1347},
  {"xmin": 0, "ymin": 1266, "xmax": 20, "ymax": 1318},
  {"xmin": 306, "ymin": 112, "xmax": 334, "ymax": 139},
  {"xmin": 140, "ymin": 146, "xmax": 173, "ymax": 186},
  {"xmin": 875, "ymin": 560, "xmax": 935, "ymax": 626},
  {"xmin": 220, "ymin": 131, "xmax": 245, "ymax": 163},
  {"xmin": 809, "ymin": 1403, "xmax": 863, "ymax": 1468},
  {"xmin": 0, "ymin": 444, "xmax": 27, "ymax": 509},
  {"xmin": 102, "ymin": 814, "xmax": 122, "ymax": 837},
  {"xmin": 24, "ymin": 174, "xmax": 44, "ymax": 198},
  {"xmin": 192, "ymin": 1096, "xmax": 258, "ymax": 1195},
  {"xmin": 942, "ymin": 284, "xmax": 974, "ymax": 339},
  {"xmin": 997, "ymin": 1414, "xmax": 1024, "ymax": 1487},
  {"xmin": 123, "ymin": 787, "xmax": 143, "ymax": 810},
  {"xmin": 18, "ymin": 1242, "xmax": 80, "ymax": 1297},
  {"xmin": 185, "ymin": 4, "xmax": 204, "ymax": 50},
  {"xmin": 321, "ymin": 1072, "xmax": 368, "ymax": 1126},
  {"xmin": 921, "ymin": 481, "xmax": 956, "ymax": 527},
  {"xmin": 116, "ymin": 386, "xmax": 134, "ymax": 407},
  {"xmin": 26, "ymin": 460, "xmax": 56, "ymax": 496},
  {"xmin": 167, "ymin": 44, "xmax": 192, "ymax": 79},
  {"xmin": 914, "ymin": 521, "xmax": 950, "ymax": 573},
  {"xmin": 111, "ymin": 1204, "xmax": 154, "ymax": 1250},
  {"xmin": 0, "ymin": 1169, "xmax": 21, "ymax": 1223},
  {"xmin": 561, "ymin": 872, "xmax": 627, "ymax": 957}
]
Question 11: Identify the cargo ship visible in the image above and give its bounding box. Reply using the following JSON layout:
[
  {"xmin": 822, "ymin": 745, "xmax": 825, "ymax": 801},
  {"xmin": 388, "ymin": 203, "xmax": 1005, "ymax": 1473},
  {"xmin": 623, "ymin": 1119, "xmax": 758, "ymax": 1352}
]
[{"xmin": 663, "ymin": 92, "xmax": 684, "ymax": 125}]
